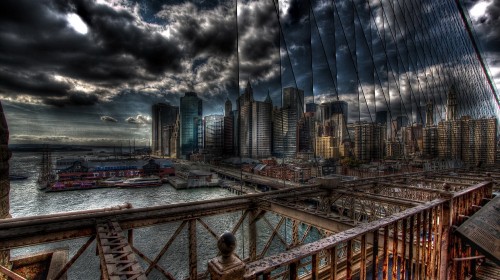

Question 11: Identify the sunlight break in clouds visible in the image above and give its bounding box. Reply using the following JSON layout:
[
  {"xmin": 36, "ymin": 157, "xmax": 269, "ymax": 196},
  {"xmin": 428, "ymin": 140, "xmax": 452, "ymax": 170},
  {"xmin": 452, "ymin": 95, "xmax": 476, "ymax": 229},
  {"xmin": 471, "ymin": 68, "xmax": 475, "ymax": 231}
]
[{"xmin": 470, "ymin": 1, "xmax": 491, "ymax": 20}]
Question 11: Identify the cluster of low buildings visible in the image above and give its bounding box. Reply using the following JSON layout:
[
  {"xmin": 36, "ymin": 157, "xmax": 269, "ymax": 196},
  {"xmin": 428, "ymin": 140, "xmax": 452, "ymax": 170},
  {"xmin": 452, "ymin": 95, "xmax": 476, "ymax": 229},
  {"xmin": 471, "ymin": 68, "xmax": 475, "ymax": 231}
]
[{"xmin": 240, "ymin": 159, "xmax": 313, "ymax": 183}]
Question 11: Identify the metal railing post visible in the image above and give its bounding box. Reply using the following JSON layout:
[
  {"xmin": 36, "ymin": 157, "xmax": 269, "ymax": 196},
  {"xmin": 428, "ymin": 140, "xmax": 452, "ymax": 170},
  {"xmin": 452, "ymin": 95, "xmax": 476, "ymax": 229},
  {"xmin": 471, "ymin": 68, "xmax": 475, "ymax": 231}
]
[
  {"xmin": 208, "ymin": 232, "xmax": 245, "ymax": 280},
  {"xmin": 439, "ymin": 187, "xmax": 454, "ymax": 280}
]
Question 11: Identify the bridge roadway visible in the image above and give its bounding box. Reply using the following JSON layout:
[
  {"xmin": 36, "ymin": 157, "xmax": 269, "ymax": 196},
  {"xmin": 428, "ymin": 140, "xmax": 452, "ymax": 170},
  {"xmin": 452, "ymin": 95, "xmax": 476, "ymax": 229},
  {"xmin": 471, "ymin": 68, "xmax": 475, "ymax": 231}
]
[{"xmin": 211, "ymin": 166, "xmax": 318, "ymax": 189}]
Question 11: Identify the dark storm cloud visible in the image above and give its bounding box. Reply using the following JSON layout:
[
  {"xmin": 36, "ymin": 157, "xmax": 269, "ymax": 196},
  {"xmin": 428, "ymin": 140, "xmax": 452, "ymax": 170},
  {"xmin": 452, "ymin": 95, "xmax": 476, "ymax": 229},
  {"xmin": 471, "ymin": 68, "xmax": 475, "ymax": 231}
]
[
  {"xmin": 285, "ymin": 0, "xmax": 310, "ymax": 25},
  {"xmin": 0, "ymin": 71, "xmax": 71, "ymax": 97},
  {"xmin": 44, "ymin": 92, "xmax": 99, "ymax": 107},
  {"xmin": 54, "ymin": 0, "xmax": 183, "ymax": 74},
  {"xmin": 466, "ymin": 0, "xmax": 500, "ymax": 57},
  {"xmin": 0, "ymin": 0, "xmax": 183, "ymax": 106},
  {"xmin": 237, "ymin": 1, "xmax": 280, "ymax": 80}
]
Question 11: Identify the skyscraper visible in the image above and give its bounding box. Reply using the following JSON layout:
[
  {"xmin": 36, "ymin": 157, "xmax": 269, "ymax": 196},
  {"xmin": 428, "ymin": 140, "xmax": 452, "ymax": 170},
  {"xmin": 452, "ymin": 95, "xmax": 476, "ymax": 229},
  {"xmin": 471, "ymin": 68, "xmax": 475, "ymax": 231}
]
[
  {"xmin": 180, "ymin": 92, "xmax": 202, "ymax": 157},
  {"xmin": 251, "ymin": 94, "xmax": 272, "ymax": 158},
  {"xmin": 204, "ymin": 115, "xmax": 224, "ymax": 156},
  {"xmin": 416, "ymin": 106, "xmax": 427, "ymax": 126},
  {"xmin": 151, "ymin": 103, "xmax": 179, "ymax": 157},
  {"xmin": 298, "ymin": 112, "xmax": 315, "ymax": 154},
  {"xmin": 375, "ymin": 111, "xmax": 388, "ymax": 126},
  {"xmin": 238, "ymin": 81, "xmax": 253, "ymax": 157},
  {"xmin": 446, "ymin": 86, "xmax": 458, "ymax": 121},
  {"xmin": 316, "ymin": 101, "xmax": 348, "ymax": 141},
  {"xmin": 279, "ymin": 87, "xmax": 304, "ymax": 158},
  {"xmin": 223, "ymin": 98, "xmax": 234, "ymax": 156},
  {"xmin": 352, "ymin": 122, "xmax": 386, "ymax": 161},
  {"xmin": 426, "ymin": 101, "xmax": 434, "ymax": 126},
  {"xmin": 437, "ymin": 116, "xmax": 497, "ymax": 165},
  {"xmin": 237, "ymin": 81, "xmax": 272, "ymax": 158},
  {"xmin": 306, "ymin": 102, "xmax": 317, "ymax": 113},
  {"xmin": 224, "ymin": 98, "xmax": 232, "ymax": 117},
  {"xmin": 391, "ymin": 116, "xmax": 409, "ymax": 140}
]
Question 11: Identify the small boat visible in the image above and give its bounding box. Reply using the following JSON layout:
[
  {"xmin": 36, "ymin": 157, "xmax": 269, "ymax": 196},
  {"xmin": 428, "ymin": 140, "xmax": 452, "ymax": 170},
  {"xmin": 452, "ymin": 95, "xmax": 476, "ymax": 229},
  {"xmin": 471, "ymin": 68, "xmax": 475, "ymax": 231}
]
[
  {"xmin": 117, "ymin": 176, "xmax": 162, "ymax": 187},
  {"xmin": 9, "ymin": 174, "xmax": 28, "ymax": 181},
  {"xmin": 100, "ymin": 177, "xmax": 124, "ymax": 187}
]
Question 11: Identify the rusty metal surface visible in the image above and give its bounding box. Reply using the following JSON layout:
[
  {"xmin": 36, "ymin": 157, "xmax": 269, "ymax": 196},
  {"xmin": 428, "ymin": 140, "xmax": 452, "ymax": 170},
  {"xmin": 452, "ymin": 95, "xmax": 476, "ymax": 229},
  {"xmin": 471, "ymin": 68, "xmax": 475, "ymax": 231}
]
[
  {"xmin": 456, "ymin": 195, "xmax": 500, "ymax": 265},
  {"xmin": 96, "ymin": 221, "xmax": 146, "ymax": 280},
  {"xmin": 243, "ymin": 181, "xmax": 492, "ymax": 279},
  {"xmin": 244, "ymin": 198, "xmax": 446, "ymax": 278}
]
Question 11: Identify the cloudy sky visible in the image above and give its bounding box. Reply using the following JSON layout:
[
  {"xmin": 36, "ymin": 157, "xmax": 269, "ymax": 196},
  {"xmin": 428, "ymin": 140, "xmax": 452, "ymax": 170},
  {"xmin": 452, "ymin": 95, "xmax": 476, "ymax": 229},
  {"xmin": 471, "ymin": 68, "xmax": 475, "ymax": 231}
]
[{"xmin": 0, "ymin": 0, "xmax": 498, "ymax": 146}]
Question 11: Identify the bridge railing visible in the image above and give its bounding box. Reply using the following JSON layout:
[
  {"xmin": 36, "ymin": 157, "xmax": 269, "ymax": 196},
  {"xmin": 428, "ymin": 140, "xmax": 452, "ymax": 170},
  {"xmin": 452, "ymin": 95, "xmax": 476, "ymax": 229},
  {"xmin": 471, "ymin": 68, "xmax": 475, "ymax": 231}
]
[
  {"xmin": 243, "ymin": 181, "xmax": 492, "ymax": 280},
  {"xmin": 0, "ymin": 187, "xmax": 333, "ymax": 279}
]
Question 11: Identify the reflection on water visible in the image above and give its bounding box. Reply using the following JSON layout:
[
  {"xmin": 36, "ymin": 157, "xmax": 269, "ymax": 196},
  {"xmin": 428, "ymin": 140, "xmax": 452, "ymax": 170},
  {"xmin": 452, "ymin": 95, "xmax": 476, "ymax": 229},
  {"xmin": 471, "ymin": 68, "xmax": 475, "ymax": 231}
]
[
  {"xmin": 8, "ymin": 151, "xmax": 321, "ymax": 279},
  {"xmin": 9, "ymin": 151, "xmax": 235, "ymax": 217},
  {"xmin": 9, "ymin": 151, "xmax": 236, "ymax": 279}
]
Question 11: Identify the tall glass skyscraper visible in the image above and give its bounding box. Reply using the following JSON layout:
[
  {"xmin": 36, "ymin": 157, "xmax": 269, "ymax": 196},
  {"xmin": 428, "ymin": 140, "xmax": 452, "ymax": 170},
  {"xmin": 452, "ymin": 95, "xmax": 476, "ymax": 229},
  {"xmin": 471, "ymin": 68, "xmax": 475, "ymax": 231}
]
[
  {"xmin": 151, "ymin": 103, "xmax": 179, "ymax": 157},
  {"xmin": 276, "ymin": 87, "xmax": 304, "ymax": 158},
  {"xmin": 180, "ymin": 92, "xmax": 202, "ymax": 157}
]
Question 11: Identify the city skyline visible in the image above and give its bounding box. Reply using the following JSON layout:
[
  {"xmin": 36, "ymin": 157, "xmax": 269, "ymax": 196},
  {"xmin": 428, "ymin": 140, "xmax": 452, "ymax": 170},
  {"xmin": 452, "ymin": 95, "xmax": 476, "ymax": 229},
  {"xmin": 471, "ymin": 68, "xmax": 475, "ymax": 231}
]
[
  {"xmin": 150, "ymin": 82, "xmax": 497, "ymax": 167},
  {"xmin": 0, "ymin": 0, "xmax": 499, "ymax": 146}
]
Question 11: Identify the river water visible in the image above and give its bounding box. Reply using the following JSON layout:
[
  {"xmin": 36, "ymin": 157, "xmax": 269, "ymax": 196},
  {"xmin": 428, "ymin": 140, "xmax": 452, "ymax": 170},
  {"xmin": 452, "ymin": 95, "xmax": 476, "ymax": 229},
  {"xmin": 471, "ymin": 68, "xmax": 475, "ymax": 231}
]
[
  {"xmin": 8, "ymin": 151, "xmax": 320, "ymax": 279},
  {"xmin": 8, "ymin": 151, "xmax": 238, "ymax": 279}
]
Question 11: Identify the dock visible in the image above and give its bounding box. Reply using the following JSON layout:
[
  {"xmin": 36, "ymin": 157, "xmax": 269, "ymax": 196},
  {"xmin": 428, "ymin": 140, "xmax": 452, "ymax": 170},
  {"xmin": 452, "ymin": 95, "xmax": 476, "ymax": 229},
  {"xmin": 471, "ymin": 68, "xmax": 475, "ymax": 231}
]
[{"xmin": 166, "ymin": 176, "xmax": 187, "ymax": 189}]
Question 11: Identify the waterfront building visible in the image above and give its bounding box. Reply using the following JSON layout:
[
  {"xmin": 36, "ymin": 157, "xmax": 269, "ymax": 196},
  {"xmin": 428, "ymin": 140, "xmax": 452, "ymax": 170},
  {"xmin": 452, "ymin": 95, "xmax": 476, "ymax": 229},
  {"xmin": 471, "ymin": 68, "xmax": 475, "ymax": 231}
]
[
  {"xmin": 151, "ymin": 103, "xmax": 179, "ymax": 157},
  {"xmin": 180, "ymin": 92, "xmax": 203, "ymax": 158},
  {"xmin": 204, "ymin": 115, "xmax": 224, "ymax": 156},
  {"xmin": 352, "ymin": 122, "xmax": 386, "ymax": 161}
]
